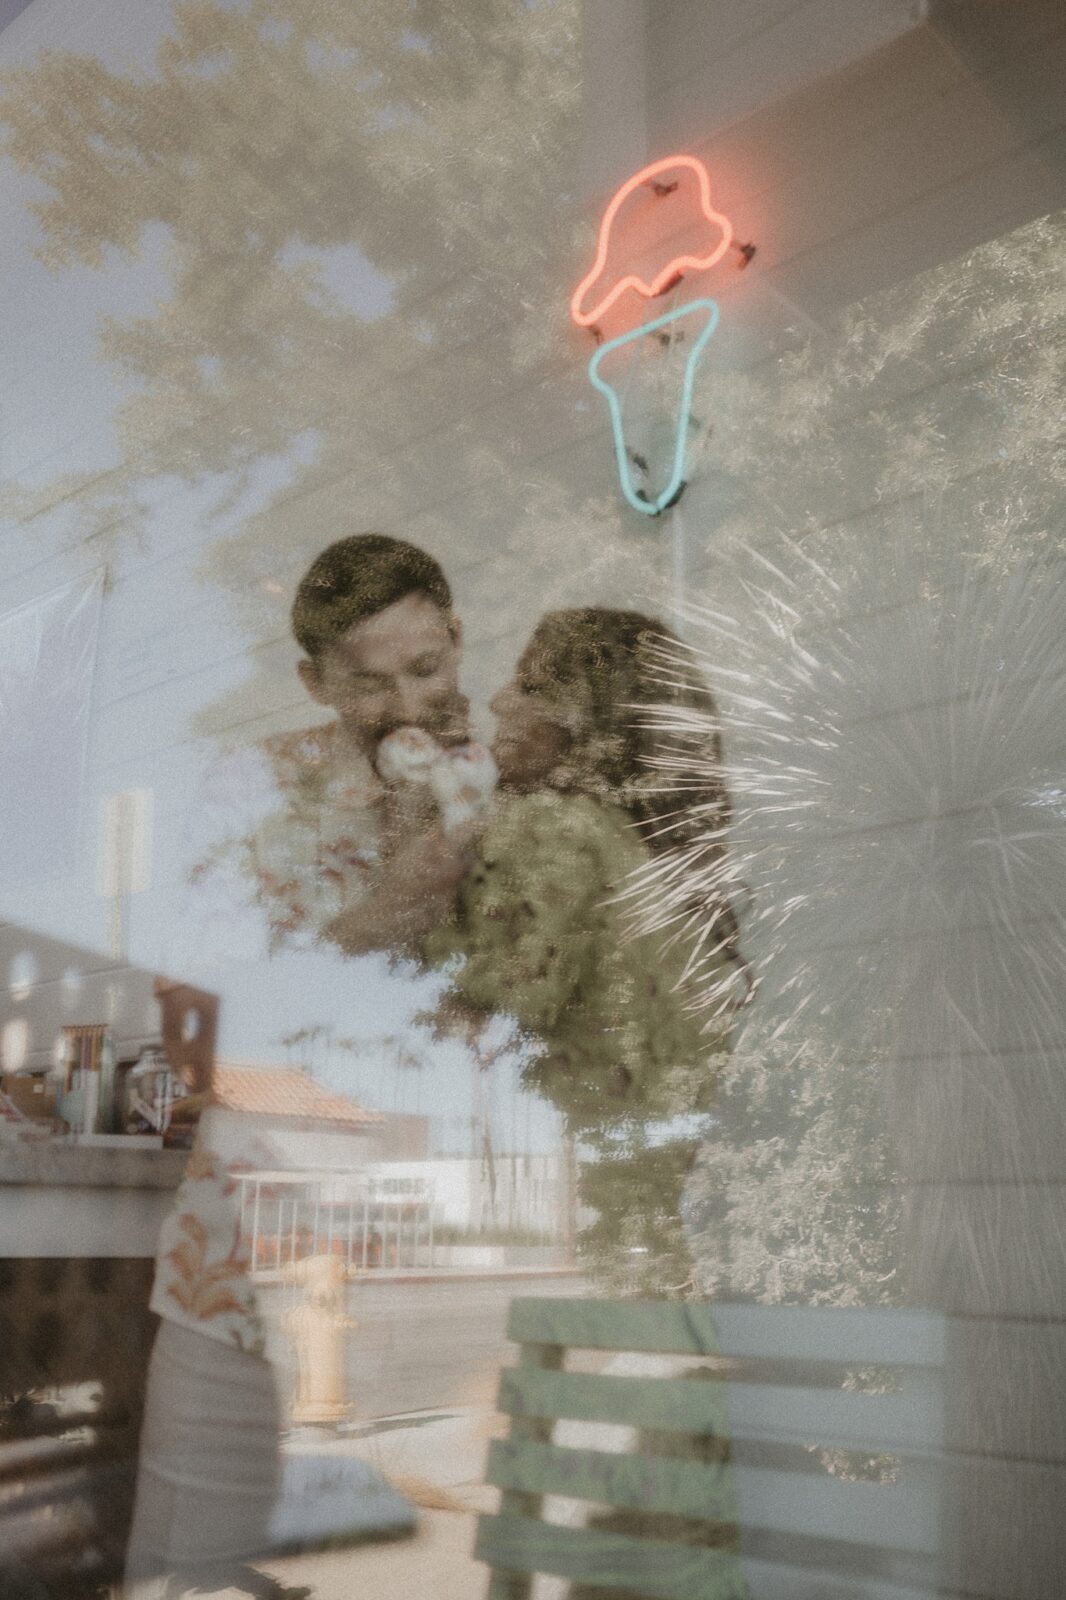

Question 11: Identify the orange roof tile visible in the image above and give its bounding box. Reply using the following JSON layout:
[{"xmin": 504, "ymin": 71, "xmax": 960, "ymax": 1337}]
[{"xmin": 212, "ymin": 1062, "xmax": 380, "ymax": 1129}]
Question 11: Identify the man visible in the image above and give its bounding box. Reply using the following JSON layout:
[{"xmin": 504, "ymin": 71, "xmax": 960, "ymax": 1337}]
[
  {"xmin": 292, "ymin": 532, "xmax": 468, "ymax": 756},
  {"xmin": 187, "ymin": 532, "xmax": 480, "ymax": 963}
]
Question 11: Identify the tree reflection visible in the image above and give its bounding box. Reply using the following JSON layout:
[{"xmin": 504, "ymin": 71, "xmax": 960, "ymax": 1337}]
[{"xmin": 1, "ymin": 0, "xmax": 652, "ymax": 740}]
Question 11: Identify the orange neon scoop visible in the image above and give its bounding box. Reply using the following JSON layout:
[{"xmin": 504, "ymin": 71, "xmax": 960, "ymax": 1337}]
[{"xmin": 571, "ymin": 154, "xmax": 733, "ymax": 329}]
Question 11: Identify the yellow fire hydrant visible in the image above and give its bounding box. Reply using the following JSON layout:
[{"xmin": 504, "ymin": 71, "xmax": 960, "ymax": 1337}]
[{"xmin": 284, "ymin": 1253, "xmax": 357, "ymax": 1424}]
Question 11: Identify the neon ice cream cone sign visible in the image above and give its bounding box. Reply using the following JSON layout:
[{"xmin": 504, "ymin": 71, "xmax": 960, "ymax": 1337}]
[
  {"xmin": 588, "ymin": 299, "xmax": 719, "ymax": 518},
  {"xmin": 573, "ymin": 155, "xmax": 741, "ymax": 516}
]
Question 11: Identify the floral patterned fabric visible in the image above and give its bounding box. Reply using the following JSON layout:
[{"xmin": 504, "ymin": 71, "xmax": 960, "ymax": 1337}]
[{"xmin": 150, "ymin": 1109, "xmax": 283, "ymax": 1354}]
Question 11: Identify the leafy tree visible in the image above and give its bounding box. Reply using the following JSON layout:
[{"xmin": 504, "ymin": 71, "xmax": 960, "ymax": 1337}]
[
  {"xmin": 1, "ymin": 0, "xmax": 652, "ymax": 737},
  {"xmin": 278, "ymin": 1021, "xmax": 333, "ymax": 1076},
  {"xmin": 681, "ymin": 1027, "xmax": 900, "ymax": 1309},
  {"xmin": 578, "ymin": 1127, "xmax": 704, "ymax": 1298}
]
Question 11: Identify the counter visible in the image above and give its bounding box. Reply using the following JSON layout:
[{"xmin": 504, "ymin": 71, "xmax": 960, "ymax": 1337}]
[{"xmin": 0, "ymin": 1142, "xmax": 186, "ymax": 1258}]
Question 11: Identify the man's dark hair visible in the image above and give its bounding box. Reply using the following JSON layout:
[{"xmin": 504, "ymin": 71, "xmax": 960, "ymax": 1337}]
[{"xmin": 291, "ymin": 534, "xmax": 452, "ymax": 658}]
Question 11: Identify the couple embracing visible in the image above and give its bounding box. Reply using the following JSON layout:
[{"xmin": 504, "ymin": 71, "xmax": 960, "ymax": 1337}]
[
  {"xmin": 190, "ymin": 530, "xmax": 743, "ymax": 1105},
  {"xmin": 295, "ymin": 533, "xmax": 745, "ymax": 1166}
]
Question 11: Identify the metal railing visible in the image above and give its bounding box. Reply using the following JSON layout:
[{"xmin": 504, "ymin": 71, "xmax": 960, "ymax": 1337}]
[{"xmin": 235, "ymin": 1169, "xmax": 435, "ymax": 1278}]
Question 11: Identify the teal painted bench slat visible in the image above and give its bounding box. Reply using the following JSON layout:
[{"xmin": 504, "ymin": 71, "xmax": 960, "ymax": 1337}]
[
  {"xmin": 499, "ymin": 1364, "xmax": 941, "ymax": 1456},
  {"xmin": 499, "ymin": 1366, "xmax": 731, "ymax": 1437},
  {"xmin": 487, "ymin": 1437, "xmax": 738, "ymax": 1524},
  {"xmin": 507, "ymin": 1298, "xmax": 946, "ymax": 1367},
  {"xmin": 476, "ymin": 1512, "xmax": 742, "ymax": 1600}
]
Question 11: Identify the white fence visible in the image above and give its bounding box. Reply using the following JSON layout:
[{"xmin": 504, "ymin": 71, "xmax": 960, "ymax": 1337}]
[{"xmin": 235, "ymin": 1169, "xmax": 435, "ymax": 1277}]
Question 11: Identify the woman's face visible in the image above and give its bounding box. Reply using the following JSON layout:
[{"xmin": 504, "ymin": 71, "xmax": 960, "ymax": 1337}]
[{"xmin": 490, "ymin": 654, "xmax": 571, "ymax": 791}]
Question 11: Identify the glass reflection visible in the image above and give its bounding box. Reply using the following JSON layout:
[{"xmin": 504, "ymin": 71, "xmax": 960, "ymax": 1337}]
[{"xmin": 0, "ymin": 0, "xmax": 1062, "ymax": 1595}]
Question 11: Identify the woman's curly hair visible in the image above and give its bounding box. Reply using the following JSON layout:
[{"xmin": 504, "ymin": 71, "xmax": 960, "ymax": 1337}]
[{"xmin": 515, "ymin": 607, "xmax": 750, "ymax": 1007}]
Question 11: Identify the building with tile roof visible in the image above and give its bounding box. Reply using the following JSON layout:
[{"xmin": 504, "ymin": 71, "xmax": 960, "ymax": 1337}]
[{"xmin": 212, "ymin": 1061, "xmax": 381, "ymax": 1132}]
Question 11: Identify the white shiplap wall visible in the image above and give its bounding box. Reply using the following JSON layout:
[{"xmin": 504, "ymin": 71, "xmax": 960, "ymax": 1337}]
[{"xmin": 585, "ymin": 7, "xmax": 1066, "ymax": 1597}]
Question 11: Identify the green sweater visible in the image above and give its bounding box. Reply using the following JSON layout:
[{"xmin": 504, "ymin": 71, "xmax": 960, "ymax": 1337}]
[{"xmin": 427, "ymin": 791, "xmax": 725, "ymax": 1135}]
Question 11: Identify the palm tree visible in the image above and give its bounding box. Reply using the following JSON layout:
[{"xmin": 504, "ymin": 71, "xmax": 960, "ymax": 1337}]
[{"xmin": 277, "ymin": 1023, "xmax": 333, "ymax": 1078}]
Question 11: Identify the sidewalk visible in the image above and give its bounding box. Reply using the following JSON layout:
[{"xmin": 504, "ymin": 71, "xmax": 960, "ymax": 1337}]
[
  {"xmin": 256, "ymin": 1506, "xmax": 488, "ymax": 1600},
  {"xmin": 252, "ymin": 1406, "xmax": 500, "ymax": 1599}
]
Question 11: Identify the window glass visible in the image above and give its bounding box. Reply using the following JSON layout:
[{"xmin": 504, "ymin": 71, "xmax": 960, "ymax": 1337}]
[{"xmin": 1, "ymin": 4, "xmax": 1063, "ymax": 1597}]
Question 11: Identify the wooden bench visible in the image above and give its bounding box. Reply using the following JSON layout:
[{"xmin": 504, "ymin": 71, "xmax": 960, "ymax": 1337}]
[{"xmin": 477, "ymin": 1297, "xmax": 945, "ymax": 1600}]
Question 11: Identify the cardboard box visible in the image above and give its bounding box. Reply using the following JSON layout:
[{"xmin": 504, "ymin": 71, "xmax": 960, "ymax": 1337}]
[{"xmin": 1, "ymin": 1072, "xmax": 57, "ymax": 1121}]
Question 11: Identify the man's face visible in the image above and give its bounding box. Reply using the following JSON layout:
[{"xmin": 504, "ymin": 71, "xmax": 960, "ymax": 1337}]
[{"xmin": 299, "ymin": 592, "xmax": 468, "ymax": 755}]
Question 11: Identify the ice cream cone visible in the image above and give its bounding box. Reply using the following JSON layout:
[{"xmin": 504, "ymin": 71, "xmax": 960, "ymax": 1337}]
[{"xmin": 587, "ymin": 297, "xmax": 719, "ymax": 516}]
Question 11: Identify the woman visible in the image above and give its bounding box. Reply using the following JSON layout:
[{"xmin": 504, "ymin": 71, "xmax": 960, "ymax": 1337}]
[
  {"xmin": 121, "ymin": 1100, "xmax": 287, "ymax": 1599},
  {"xmin": 425, "ymin": 607, "xmax": 746, "ymax": 1293}
]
